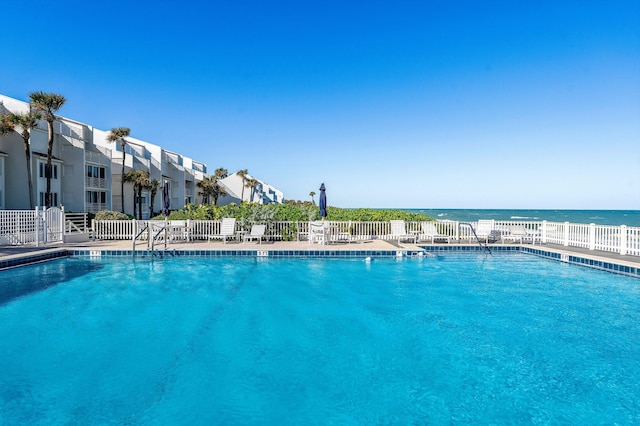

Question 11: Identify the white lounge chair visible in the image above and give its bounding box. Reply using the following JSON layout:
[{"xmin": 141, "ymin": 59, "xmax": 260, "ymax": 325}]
[
  {"xmin": 503, "ymin": 225, "xmax": 529, "ymax": 243},
  {"xmin": 167, "ymin": 220, "xmax": 190, "ymax": 242},
  {"xmin": 243, "ymin": 224, "xmax": 266, "ymax": 244},
  {"xmin": 420, "ymin": 222, "xmax": 450, "ymax": 243},
  {"xmin": 389, "ymin": 220, "xmax": 417, "ymax": 245},
  {"xmin": 208, "ymin": 217, "xmax": 237, "ymax": 243},
  {"xmin": 474, "ymin": 219, "xmax": 499, "ymax": 243},
  {"xmin": 503, "ymin": 225, "xmax": 541, "ymax": 244},
  {"xmin": 309, "ymin": 221, "xmax": 330, "ymax": 245}
]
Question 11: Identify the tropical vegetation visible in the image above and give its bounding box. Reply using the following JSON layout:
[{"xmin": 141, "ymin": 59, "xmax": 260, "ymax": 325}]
[
  {"xmin": 123, "ymin": 169, "xmax": 150, "ymax": 220},
  {"xmin": 0, "ymin": 109, "xmax": 41, "ymax": 208},
  {"xmin": 106, "ymin": 127, "xmax": 131, "ymax": 213},
  {"xmin": 160, "ymin": 201, "xmax": 434, "ymax": 223},
  {"xmin": 94, "ymin": 210, "xmax": 130, "ymax": 220},
  {"xmin": 236, "ymin": 169, "xmax": 248, "ymax": 200},
  {"xmin": 29, "ymin": 91, "xmax": 66, "ymax": 208}
]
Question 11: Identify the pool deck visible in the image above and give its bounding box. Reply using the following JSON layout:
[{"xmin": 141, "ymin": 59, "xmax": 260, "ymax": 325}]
[{"xmin": 1, "ymin": 238, "xmax": 639, "ymax": 272}]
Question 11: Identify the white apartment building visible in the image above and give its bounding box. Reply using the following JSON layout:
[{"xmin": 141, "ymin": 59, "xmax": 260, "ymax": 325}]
[
  {"xmin": 217, "ymin": 172, "xmax": 284, "ymax": 206},
  {"xmin": 0, "ymin": 151, "xmax": 6, "ymax": 210},
  {"xmin": 0, "ymin": 94, "xmax": 209, "ymax": 216}
]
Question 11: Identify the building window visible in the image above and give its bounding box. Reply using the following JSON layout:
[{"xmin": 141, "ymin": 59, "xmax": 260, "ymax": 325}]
[
  {"xmin": 86, "ymin": 191, "xmax": 107, "ymax": 204},
  {"xmin": 86, "ymin": 165, "xmax": 106, "ymax": 178},
  {"xmin": 40, "ymin": 192, "xmax": 59, "ymax": 207},
  {"xmin": 40, "ymin": 163, "xmax": 59, "ymax": 179}
]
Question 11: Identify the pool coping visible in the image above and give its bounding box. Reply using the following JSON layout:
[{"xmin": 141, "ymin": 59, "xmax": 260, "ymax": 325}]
[{"xmin": 1, "ymin": 243, "xmax": 639, "ymax": 278}]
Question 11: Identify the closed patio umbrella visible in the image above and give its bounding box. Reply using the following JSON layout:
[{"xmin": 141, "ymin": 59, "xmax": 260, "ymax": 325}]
[
  {"xmin": 162, "ymin": 182, "xmax": 170, "ymax": 216},
  {"xmin": 319, "ymin": 183, "xmax": 327, "ymax": 219}
]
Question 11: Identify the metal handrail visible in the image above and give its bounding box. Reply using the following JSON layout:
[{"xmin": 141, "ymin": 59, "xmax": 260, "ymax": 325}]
[
  {"xmin": 460, "ymin": 222, "xmax": 491, "ymax": 255},
  {"xmin": 132, "ymin": 223, "xmax": 149, "ymax": 252},
  {"xmin": 150, "ymin": 224, "xmax": 167, "ymax": 253}
]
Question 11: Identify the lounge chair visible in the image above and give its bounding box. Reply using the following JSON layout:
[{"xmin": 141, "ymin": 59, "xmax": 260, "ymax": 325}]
[
  {"xmin": 474, "ymin": 219, "xmax": 500, "ymax": 243},
  {"xmin": 208, "ymin": 217, "xmax": 237, "ymax": 243},
  {"xmin": 243, "ymin": 224, "xmax": 266, "ymax": 244},
  {"xmin": 389, "ymin": 220, "xmax": 417, "ymax": 245},
  {"xmin": 503, "ymin": 225, "xmax": 541, "ymax": 244},
  {"xmin": 502, "ymin": 225, "xmax": 529, "ymax": 243},
  {"xmin": 309, "ymin": 221, "xmax": 330, "ymax": 245},
  {"xmin": 420, "ymin": 221, "xmax": 451, "ymax": 243},
  {"xmin": 167, "ymin": 220, "xmax": 190, "ymax": 242}
]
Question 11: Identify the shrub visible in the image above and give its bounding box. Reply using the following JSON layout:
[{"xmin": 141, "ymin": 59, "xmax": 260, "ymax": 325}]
[
  {"xmin": 162, "ymin": 202, "xmax": 434, "ymax": 222},
  {"xmin": 94, "ymin": 210, "xmax": 131, "ymax": 220}
]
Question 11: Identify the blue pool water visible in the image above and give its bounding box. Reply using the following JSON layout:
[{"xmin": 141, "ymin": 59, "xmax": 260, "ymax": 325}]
[{"xmin": 0, "ymin": 254, "xmax": 639, "ymax": 424}]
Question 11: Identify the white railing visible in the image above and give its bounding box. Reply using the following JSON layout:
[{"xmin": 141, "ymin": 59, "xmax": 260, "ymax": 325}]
[
  {"xmin": 86, "ymin": 176, "xmax": 108, "ymax": 189},
  {"xmin": 4, "ymin": 213, "xmax": 638, "ymax": 257},
  {"xmin": 65, "ymin": 213, "xmax": 89, "ymax": 234},
  {"xmin": 90, "ymin": 219, "xmax": 640, "ymax": 257},
  {"xmin": 0, "ymin": 210, "xmax": 38, "ymax": 245},
  {"xmin": 0, "ymin": 207, "xmax": 88, "ymax": 246}
]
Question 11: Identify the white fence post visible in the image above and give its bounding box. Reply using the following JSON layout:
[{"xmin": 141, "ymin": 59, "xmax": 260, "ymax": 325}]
[
  {"xmin": 563, "ymin": 222, "xmax": 570, "ymax": 246},
  {"xmin": 589, "ymin": 223, "xmax": 596, "ymax": 251},
  {"xmin": 35, "ymin": 207, "xmax": 40, "ymax": 247},
  {"xmin": 541, "ymin": 220, "xmax": 547, "ymax": 244},
  {"xmin": 60, "ymin": 206, "xmax": 66, "ymax": 239},
  {"xmin": 620, "ymin": 225, "xmax": 627, "ymax": 256}
]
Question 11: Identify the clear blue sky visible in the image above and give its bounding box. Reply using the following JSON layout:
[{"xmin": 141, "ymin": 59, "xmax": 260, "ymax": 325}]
[{"xmin": 2, "ymin": 0, "xmax": 639, "ymax": 209}]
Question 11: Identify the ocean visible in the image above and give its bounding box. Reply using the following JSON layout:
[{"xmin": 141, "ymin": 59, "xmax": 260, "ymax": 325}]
[{"xmin": 402, "ymin": 209, "xmax": 640, "ymax": 227}]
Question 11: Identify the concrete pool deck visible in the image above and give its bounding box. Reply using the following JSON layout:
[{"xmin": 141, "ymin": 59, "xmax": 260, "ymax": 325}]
[{"xmin": 1, "ymin": 239, "xmax": 639, "ymax": 277}]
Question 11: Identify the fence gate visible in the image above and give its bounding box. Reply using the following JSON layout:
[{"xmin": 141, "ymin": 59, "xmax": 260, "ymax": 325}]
[{"xmin": 42, "ymin": 206, "xmax": 64, "ymax": 244}]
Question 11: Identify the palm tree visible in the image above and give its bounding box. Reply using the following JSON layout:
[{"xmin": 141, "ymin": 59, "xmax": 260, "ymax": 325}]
[
  {"xmin": 211, "ymin": 168, "xmax": 228, "ymax": 205},
  {"xmin": 213, "ymin": 182, "xmax": 227, "ymax": 205},
  {"xmin": 147, "ymin": 179, "xmax": 160, "ymax": 218},
  {"xmin": 236, "ymin": 169, "xmax": 248, "ymax": 201},
  {"xmin": 0, "ymin": 114, "xmax": 14, "ymax": 135},
  {"xmin": 197, "ymin": 176, "xmax": 216, "ymax": 204},
  {"xmin": 246, "ymin": 178, "xmax": 259, "ymax": 202},
  {"xmin": 107, "ymin": 127, "xmax": 131, "ymax": 213},
  {"xmin": 123, "ymin": 170, "xmax": 138, "ymax": 218},
  {"xmin": 214, "ymin": 167, "xmax": 228, "ymax": 179},
  {"xmin": 1, "ymin": 110, "xmax": 42, "ymax": 209},
  {"xmin": 29, "ymin": 91, "xmax": 66, "ymax": 208},
  {"xmin": 309, "ymin": 191, "xmax": 316, "ymax": 205},
  {"xmin": 124, "ymin": 170, "xmax": 149, "ymax": 220}
]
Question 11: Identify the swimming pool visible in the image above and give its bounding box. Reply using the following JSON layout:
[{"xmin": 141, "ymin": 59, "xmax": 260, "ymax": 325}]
[{"xmin": 1, "ymin": 254, "xmax": 639, "ymax": 424}]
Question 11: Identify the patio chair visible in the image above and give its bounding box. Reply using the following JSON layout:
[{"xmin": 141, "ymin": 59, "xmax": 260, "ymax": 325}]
[
  {"xmin": 502, "ymin": 225, "xmax": 529, "ymax": 243},
  {"xmin": 474, "ymin": 219, "xmax": 500, "ymax": 243},
  {"xmin": 167, "ymin": 220, "xmax": 190, "ymax": 242},
  {"xmin": 420, "ymin": 221, "xmax": 451, "ymax": 243},
  {"xmin": 243, "ymin": 224, "xmax": 266, "ymax": 244},
  {"xmin": 389, "ymin": 220, "xmax": 417, "ymax": 245},
  {"xmin": 208, "ymin": 217, "xmax": 237, "ymax": 243},
  {"xmin": 309, "ymin": 221, "xmax": 330, "ymax": 245}
]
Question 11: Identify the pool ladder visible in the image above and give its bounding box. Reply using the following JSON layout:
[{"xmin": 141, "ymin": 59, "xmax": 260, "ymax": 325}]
[
  {"xmin": 132, "ymin": 223, "xmax": 177, "ymax": 257},
  {"xmin": 460, "ymin": 222, "xmax": 491, "ymax": 255}
]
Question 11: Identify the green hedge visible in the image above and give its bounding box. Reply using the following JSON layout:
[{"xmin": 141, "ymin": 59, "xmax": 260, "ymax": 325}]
[{"xmin": 157, "ymin": 203, "xmax": 434, "ymax": 223}]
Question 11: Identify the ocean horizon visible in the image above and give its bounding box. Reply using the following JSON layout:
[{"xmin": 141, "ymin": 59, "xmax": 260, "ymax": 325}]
[{"xmin": 399, "ymin": 209, "xmax": 640, "ymax": 227}]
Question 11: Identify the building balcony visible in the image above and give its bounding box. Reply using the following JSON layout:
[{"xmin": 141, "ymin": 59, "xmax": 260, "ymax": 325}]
[{"xmin": 86, "ymin": 202, "xmax": 109, "ymax": 213}]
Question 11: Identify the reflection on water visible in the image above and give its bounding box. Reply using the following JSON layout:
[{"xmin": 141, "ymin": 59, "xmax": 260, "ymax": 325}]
[{"xmin": 0, "ymin": 259, "xmax": 104, "ymax": 306}]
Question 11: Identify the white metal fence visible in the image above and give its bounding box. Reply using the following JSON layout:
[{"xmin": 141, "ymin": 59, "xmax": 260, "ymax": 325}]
[
  {"xmin": 87, "ymin": 218, "xmax": 640, "ymax": 257},
  {"xmin": 0, "ymin": 207, "xmax": 88, "ymax": 246},
  {"xmin": 2, "ymin": 210, "xmax": 638, "ymax": 256}
]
